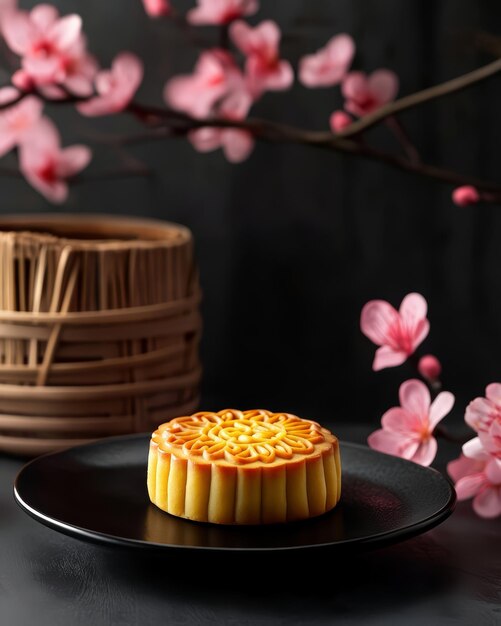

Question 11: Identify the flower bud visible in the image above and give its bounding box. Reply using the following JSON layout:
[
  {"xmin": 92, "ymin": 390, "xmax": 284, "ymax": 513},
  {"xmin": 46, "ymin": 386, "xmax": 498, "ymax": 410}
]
[
  {"xmin": 418, "ymin": 355, "xmax": 442, "ymax": 382},
  {"xmin": 12, "ymin": 70, "xmax": 34, "ymax": 92},
  {"xmin": 452, "ymin": 185, "xmax": 480, "ymax": 207},
  {"xmin": 330, "ymin": 110, "xmax": 352, "ymax": 133}
]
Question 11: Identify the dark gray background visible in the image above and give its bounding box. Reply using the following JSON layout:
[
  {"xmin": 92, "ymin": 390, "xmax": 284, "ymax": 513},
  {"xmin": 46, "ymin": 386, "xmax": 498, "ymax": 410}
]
[{"xmin": 2, "ymin": 0, "xmax": 500, "ymax": 426}]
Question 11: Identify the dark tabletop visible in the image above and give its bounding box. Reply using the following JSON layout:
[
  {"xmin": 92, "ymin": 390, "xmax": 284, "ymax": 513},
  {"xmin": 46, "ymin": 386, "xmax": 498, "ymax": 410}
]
[{"xmin": 1, "ymin": 425, "xmax": 499, "ymax": 626}]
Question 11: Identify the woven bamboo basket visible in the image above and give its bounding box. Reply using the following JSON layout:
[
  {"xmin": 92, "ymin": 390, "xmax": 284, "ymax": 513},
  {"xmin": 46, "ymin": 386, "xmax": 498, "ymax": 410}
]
[{"xmin": 0, "ymin": 214, "xmax": 201, "ymax": 456}]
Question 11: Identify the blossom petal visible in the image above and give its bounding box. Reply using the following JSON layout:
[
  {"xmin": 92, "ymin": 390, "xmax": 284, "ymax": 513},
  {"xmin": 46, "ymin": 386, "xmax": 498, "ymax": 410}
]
[
  {"xmin": 262, "ymin": 60, "xmax": 294, "ymax": 91},
  {"xmin": 473, "ymin": 486, "xmax": 501, "ymax": 518},
  {"xmin": 399, "ymin": 292, "xmax": 427, "ymax": 317},
  {"xmin": 372, "ymin": 345, "xmax": 407, "ymax": 371},
  {"xmin": 231, "ymin": 19, "xmax": 280, "ymax": 59},
  {"xmin": 142, "ymin": 0, "xmax": 171, "ymax": 18},
  {"xmin": 1, "ymin": 10, "xmax": 36, "ymax": 55},
  {"xmin": 78, "ymin": 53, "xmax": 143, "ymax": 117},
  {"xmin": 64, "ymin": 73, "xmax": 95, "ymax": 97},
  {"xmin": 411, "ymin": 437, "xmax": 437, "ymax": 466},
  {"xmin": 479, "ymin": 421, "xmax": 501, "ymax": 456},
  {"xmin": 411, "ymin": 319, "xmax": 430, "ymax": 350},
  {"xmin": 465, "ymin": 396, "xmax": 495, "ymax": 432},
  {"xmin": 113, "ymin": 51, "xmax": 144, "ymax": 88},
  {"xmin": 463, "ymin": 436, "xmax": 490, "ymax": 461},
  {"xmin": 399, "ymin": 379, "xmax": 431, "ymax": 418},
  {"xmin": 0, "ymin": 86, "xmax": 20, "ymax": 105},
  {"xmin": 485, "ymin": 458, "xmax": 501, "ymax": 484},
  {"xmin": 455, "ymin": 473, "xmax": 487, "ymax": 500},
  {"xmin": 429, "ymin": 391, "xmax": 455, "ymax": 430},
  {"xmin": 230, "ymin": 20, "xmax": 255, "ymax": 56},
  {"xmin": 189, "ymin": 127, "xmax": 222, "ymax": 153},
  {"xmin": 447, "ymin": 454, "xmax": 486, "ymax": 483},
  {"xmin": 328, "ymin": 34, "xmax": 355, "ymax": 64},
  {"xmin": 360, "ymin": 299, "xmax": 399, "ymax": 346},
  {"xmin": 30, "ymin": 4, "xmax": 59, "ymax": 31},
  {"xmin": 188, "ymin": 0, "xmax": 258, "ymax": 25},
  {"xmin": 164, "ymin": 50, "xmax": 232, "ymax": 118},
  {"xmin": 48, "ymin": 14, "xmax": 82, "ymax": 50},
  {"xmin": 368, "ymin": 69, "xmax": 399, "ymax": 104},
  {"xmin": 56, "ymin": 145, "xmax": 92, "ymax": 178},
  {"xmin": 381, "ymin": 407, "xmax": 419, "ymax": 434},
  {"xmin": 299, "ymin": 34, "xmax": 355, "ymax": 88},
  {"xmin": 222, "ymin": 129, "xmax": 254, "ymax": 162},
  {"xmin": 23, "ymin": 55, "xmax": 64, "ymax": 85},
  {"xmin": 0, "ymin": 95, "xmax": 43, "ymax": 156},
  {"xmin": 342, "ymin": 71, "xmax": 367, "ymax": 101},
  {"xmin": 20, "ymin": 117, "xmax": 61, "ymax": 157},
  {"xmin": 486, "ymin": 383, "xmax": 501, "ymax": 404},
  {"xmin": 368, "ymin": 429, "xmax": 419, "ymax": 460}
]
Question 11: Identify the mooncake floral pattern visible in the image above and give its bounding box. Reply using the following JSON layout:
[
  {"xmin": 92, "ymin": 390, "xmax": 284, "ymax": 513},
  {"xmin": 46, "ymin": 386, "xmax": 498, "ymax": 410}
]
[{"xmin": 154, "ymin": 409, "xmax": 327, "ymax": 464}]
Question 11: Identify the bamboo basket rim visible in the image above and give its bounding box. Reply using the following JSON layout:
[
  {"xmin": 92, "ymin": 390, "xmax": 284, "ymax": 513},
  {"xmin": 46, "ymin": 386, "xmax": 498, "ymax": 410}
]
[{"xmin": 0, "ymin": 214, "xmax": 192, "ymax": 251}]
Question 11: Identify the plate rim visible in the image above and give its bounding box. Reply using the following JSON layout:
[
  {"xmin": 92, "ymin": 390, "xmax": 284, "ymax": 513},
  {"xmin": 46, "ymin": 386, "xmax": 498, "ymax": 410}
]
[{"xmin": 13, "ymin": 433, "xmax": 457, "ymax": 553}]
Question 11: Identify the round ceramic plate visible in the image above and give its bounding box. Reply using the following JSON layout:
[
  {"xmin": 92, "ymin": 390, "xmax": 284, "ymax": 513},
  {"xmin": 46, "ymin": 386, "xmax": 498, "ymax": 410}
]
[{"xmin": 14, "ymin": 434, "xmax": 455, "ymax": 553}]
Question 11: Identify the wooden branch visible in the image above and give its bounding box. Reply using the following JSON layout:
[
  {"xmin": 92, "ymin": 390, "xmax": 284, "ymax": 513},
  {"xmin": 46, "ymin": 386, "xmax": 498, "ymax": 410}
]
[
  {"xmin": 339, "ymin": 56, "xmax": 501, "ymax": 137},
  {"xmin": 0, "ymin": 54, "xmax": 500, "ymax": 202}
]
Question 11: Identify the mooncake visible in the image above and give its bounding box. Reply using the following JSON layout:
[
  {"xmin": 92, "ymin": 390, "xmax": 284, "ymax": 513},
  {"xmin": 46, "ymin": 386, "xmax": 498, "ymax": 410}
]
[{"xmin": 147, "ymin": 409, "xmax": 341, "ymax": 524}]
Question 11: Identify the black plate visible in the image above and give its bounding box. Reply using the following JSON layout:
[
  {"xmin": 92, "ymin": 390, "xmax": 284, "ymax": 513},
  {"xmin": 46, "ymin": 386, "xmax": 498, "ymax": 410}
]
[{"xmin": 14, "ymin": 434, "xmax": 455, "ymax": 553}]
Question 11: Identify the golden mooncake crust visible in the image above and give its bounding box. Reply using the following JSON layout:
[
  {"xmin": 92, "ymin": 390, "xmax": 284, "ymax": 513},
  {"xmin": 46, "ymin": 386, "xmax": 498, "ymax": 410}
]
[{"xmin": 147, "ymin": 409, "xmax": 341, "ymax": 525}]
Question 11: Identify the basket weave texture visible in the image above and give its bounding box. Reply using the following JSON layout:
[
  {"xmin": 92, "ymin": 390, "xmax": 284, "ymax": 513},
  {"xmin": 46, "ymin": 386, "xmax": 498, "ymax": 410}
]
[{"xmin": 0, "ymin": 215, "xmax": 201, "ymax": 456}]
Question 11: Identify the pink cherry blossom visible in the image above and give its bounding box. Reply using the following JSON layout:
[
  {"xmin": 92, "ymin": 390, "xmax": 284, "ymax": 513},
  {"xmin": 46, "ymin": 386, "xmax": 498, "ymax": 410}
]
[
  {"xmin": 368, "ymin": 379, "xmax": 454, "ymax": 466},
  {"xmin": 299, "ymin": 34, "xmax": 355, "ymax": 88},
  {"xmin": 58, "ymin": 35, "xmax": 99, "ymax": 97},
  {"xmin": 230, "ymin": 20, "xmax": 293, "ymax": 97},
  {"xmin": 418, "ymin": 354, "xmax": 442, "ymax": 382},
  {"xmin": 188, "ymin": 0, "xmax": 258, "ymax": 25},
  {"xmin": 33, "ymin": 36, "xmax": 99, "ymax": 98},
  {"xmin": 189, "ymin": 90, "xmax": 253, "ymax": 162},
  {"xmin": 2, "ymin": 5, "xmax": 82, "ymax": 86},
  {"xmin": 0, "ymin": 93, "xmax": 43, "ymax": 156},
  {"xmin": 448, "ymin": 453, "xmax": 501, "ymax": 519},
  {"xmin": 463, "ymin": 383, "xmax": 501, "ymax": 461},
  {"xmin": 342, "ymin": 69, "xmax": 398, "ymax": 117},
  {"xmin": 452, "ymin": 185, "xmax": 480, "ymax": 207},
  {"xmin": 77, "ymin": 53, "xmax": 143, "ymax": 117},
  {"xmin": 19, "ymin": 116, "xmax": 91, "ymax": 203},
  {"xmin": 360, "ymin": 292, "xmax": 430, "ymax": 371},
  {"xmin": 142, "ymin": 0, "xmax": 171, "ymax": 18},
  {"xmin": 165, "ymin": 49, "xmax": 245, "ymax": 119},
  {"xmin": 330, "ymin": 110, "xmax": 352, "ymax": 132}
]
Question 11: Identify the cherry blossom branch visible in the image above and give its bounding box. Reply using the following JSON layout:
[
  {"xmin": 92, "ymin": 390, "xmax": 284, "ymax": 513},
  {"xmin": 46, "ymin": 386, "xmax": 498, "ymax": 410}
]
[
  {"xmin": 385, "ymin": 116, "xmax": 421, "ymax": 165},
  {"xmin": 3, "ymin": 85, "xmax": 501, "ymax": 199},
  {"xmin": 123, "ymin": 103, "xmax": 501, "ymax": 195},
  {"xmin": 338, "ymin": 57, "xmax": 501, "ymax": 138}
]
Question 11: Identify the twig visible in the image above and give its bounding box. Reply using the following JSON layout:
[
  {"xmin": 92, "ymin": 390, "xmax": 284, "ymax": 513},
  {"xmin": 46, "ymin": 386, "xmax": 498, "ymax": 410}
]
[
  {"xmin": 120, "ymin": 110, "xmax": 501, "ymax": 194},
  {"xmin": 385, "ymin": 116, "xmax": 421, "ymax": 164},
  {"xmin": 0, "ymin": 55, "xmax": 500, "ymax": 200},
  {"xmin": 338, "ymin": 57, "xmax": 501, "ymax": 138},
  {"xmin": 219, "ymin": 24, "xmax": 230, "ymax": 50}
]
